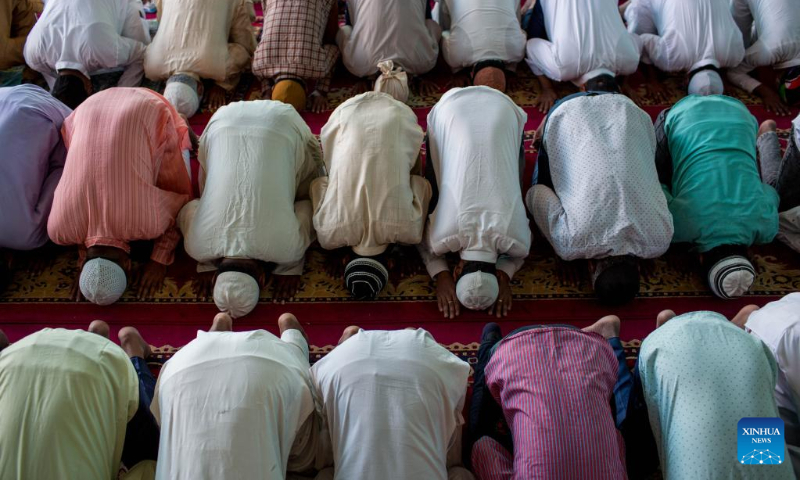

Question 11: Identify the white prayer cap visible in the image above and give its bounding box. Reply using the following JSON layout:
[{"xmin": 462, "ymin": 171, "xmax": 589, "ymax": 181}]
[
  {"xmin": 456, "ymin": 271, "xmax": 499, "ymax": 311},
  {"xmin": 80, "ymin": 258, "xmax": 127, "ymax": 306},
  {"xmin": 708, "ymin": 256, "xmax": 756, "ymax": 299},
  {"xmin": 688, "ymin": 70, "xmax": 723, "ymax": 96},
  {"xmin": 374, "ymin": 60, "xmax": 409, "ymax": 103},
  {"xmin": 213, "ymin": 271, "xmax": 260, "ymax": 318},
  {"xmin": 164, "ymin": 76, "xmax": 200, "ymax": 118}
]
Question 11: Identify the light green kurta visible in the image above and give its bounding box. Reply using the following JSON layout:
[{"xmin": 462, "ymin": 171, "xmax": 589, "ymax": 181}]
[
  {"xmin": 639, "ymin": 312, "xmax": 795, "ymax": 480},
  {"xmin": 663, "ymin": 95, "xmax": 779, "ymax": 252},
  {"xmin": 0, "ymin": 328, "xmax": 139, "ymax": 480}
]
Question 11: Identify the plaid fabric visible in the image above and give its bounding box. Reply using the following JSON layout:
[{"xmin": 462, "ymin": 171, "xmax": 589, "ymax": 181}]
[{"xmin": 253, "ymin": 0, "xmax": 339, "ymax": 93}]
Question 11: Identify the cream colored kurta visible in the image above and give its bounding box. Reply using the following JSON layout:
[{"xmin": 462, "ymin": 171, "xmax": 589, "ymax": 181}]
[
  {"xmin": 312, "ymin": 92, "xmax": 431, "ymax": 257},
  {"xmin": 420, "ymin": 86, "xmax": 531, "ymax": 279},
  {"xmin": 178, "ymin": 100, "xmax": 321, "ymax": 276},
  {"xmin": 152, "ymin": 329, "xmax": 317, "ymax": 480},
  {"xmin": 144, "ymin": 0, "xmax": 255, "ymax": 89},
  {"xmin": 0, "ymin": 329, "xmax": 139, "ymax": 480}
]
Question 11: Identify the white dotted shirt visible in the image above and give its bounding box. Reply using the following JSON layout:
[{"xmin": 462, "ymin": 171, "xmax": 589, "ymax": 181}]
[{"xmin": 526, "ymin": 94, "xmax": 673, "ymax": 261}]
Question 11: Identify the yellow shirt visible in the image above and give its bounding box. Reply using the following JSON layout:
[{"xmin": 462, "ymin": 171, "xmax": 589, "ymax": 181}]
[{"xmin": 0, "ymin": 329, "xmax": 139, "ymax": 480}]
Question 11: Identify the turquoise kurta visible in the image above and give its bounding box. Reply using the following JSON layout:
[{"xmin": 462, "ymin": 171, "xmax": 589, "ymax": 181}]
[
  {"xmin": 663, "ymin": 95, "xmax": 779, "ymax": 252},
  {"xmin": 639, "ymin": 312, "xmax": 794, "ymax": 480}
]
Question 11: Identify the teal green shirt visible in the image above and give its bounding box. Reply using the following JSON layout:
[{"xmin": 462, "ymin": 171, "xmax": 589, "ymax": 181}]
[
  {"xmin": 663, "ymin": 95, "xmax": 779, "ymax": 252},
  {"xmin": 640, "ymin": 312, "xmax": 795, "ymax": 480}
]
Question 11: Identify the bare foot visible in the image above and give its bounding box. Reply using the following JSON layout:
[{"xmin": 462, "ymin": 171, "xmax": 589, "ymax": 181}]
[
  {"xmin": 278, "ymin": 312, "xmax": 308, "ymax": 343},
  {"xmin": 88, "ymin": 320, "xmax": 110, "ymax": 339},
  {"xmin": 0, "ymin": 329, "xmax": 9, "ymax": 352},
  {"xmin": 118, "ymin": 326, "xmax": 151, "ymax": 359},
  {"xmin": 210, "ymin": 312, "xmax": 233, "ymax": 332},
  {"xmin": 206, "ymin": 84, "xmax": 228, "ymax": 112},
  {"xmin": 731, "ymin": 304, "xmax": 760, "ymax": 329},
  {"xmin": 338, "ymin": 325, "xmax": 360, "ymax": 345},
  {"xmin": 758, "ymin": 119, "xmax": 778, "ymax": 137},
  {"xmin": 656, "ymin": 309, "xmax": 676, "ymax": 328},
  {"xmin": 582, "ymin": 315, "xmax": 621, "ymax": 339}
]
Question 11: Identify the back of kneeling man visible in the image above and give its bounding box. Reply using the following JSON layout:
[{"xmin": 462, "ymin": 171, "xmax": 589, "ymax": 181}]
[
  {"xmin": 654, "ymin": 94, "xmax": 779, "ymax": 299},
  {"xmin": 311, "ymin": 327, "xmax": 474, "ymax": 480},
  {"xmin": 527, "ymin": 90, "xmax": 673, "ymax": 305},
  {"xmin": 152, "ymin": 313, "xmax": 318, "ymax": 480},
  {"xmin": 179, "ymin": 100, "xmax": 322, "ymax": 314},
  {"xmin": 422, "ymin": 86, "xmax": 531, "ymax": 318},
  {"xmin": 312, "ymin": 92, "xmax": 431, "ymax": 300}
]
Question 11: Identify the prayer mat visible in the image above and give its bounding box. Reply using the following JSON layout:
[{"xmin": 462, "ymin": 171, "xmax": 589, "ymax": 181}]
[{"xmin": 1, "ymin": 22, "xmax": 799, "ymax": 358}]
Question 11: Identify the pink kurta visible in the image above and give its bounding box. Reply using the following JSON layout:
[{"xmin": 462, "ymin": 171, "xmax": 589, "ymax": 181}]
[
  {"xmin": 47, "ymin": 88, "xmax": 192, "ymax": 265},
  {"xmin": 472, "ymin": 327, "xmax": 627, "ymax": 480}
]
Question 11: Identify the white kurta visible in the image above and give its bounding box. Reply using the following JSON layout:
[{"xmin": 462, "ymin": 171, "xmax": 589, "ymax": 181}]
[
  {"xmin": 151, "ymin": 329, "xmax": 317, "ymax": 480},
  {"xmin": 625, "ymin": 0, "xmax": 745, "ymax": 72},
  {"xmin": 23, "ymin": 0, "xmax": 150, "ymax": 89},
  {"xmin": 526, "ymin": 0, "xmax": 641, "ymax": 84},
  {"xmin": 434, "ymin": 0, "xmax": 526, "ymax": 72},
  {"xmin": 727, "ymin": 0, "xmax": 800, "ymax": 93},
  {"xmin": 312, "ymin": 92, "xmax": 430, "ymax": 257},
  {"xmin": 310, "ymin": 329, "xmax": 470, "ymax": 480},
  {"xmin": 421, "ymin": 86, "xmax": 531, "ymax": 279},
  {"xmin": 336, "ymin": 0, "xmax": 441, "ymax": 77},
  {"xmin": 527, "ymin": 94, "xmax": 674, "ymax": 261},
  {"xmin": 178, "ymin": 100, "xmax": 320, "ymax": 275},
  {"xmin": 746, "ymin": 293, "xmax": 800, "ymax": 415}
]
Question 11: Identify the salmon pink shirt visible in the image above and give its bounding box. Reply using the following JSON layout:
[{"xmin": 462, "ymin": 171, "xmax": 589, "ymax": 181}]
[{"xmin": 47, "ymin": 87, "xmax": 192, "ymax": 265}]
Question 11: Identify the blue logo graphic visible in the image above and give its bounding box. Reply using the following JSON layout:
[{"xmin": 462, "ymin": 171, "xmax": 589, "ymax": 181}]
[{"xmin": 738, "ymin": 418, "xmax": 785, "ymax": 465}]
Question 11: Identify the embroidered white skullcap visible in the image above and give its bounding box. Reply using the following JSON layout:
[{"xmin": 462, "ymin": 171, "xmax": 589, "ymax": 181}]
[
  {"xmin": 456, "ymin": 271, "xmax": 499, "ymax": 311},
  {"xmin": 164, "ymin": 76, "xmax": 200, "ymax": 118},
  {"xmin": 708, "ymin": 256, "xmax": 756, "ymax": 299},
  {"xmin": 80, "ymin": 258, "xmax": 127, "ymax": 305},
  {"xmin": 213, "ymin": 271, "xmax": 260, "ymax": 318},
  {"xmin": 688, "ymin": 70, "xmax": 724, "ymax": 96},
  {"xmin": 374, "ymin": 60, "xmax": 409, "ymax": 103}
]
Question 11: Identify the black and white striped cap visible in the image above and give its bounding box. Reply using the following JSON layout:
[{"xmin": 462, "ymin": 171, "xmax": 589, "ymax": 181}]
[
  {"xmin": 345, "ymin": 258, "xmax": 389, "ymax": 300},
  {"xmin": 708, "ymin": 256, "xmax": 756, "ymax": 299}
]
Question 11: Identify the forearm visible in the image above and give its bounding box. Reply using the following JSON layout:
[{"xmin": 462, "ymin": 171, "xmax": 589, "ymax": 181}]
[
  {"xmin": 273, "ymin": 258, "xmax": 305, "ymax": 276},
  {"xmin": 314, "ymin": 72, "xmax": 332, "ymax": 95},
  {"xmin": 417, "ymin": 241, "xmax": 448, "ymax": 278},
  {"xmin": 728, "ymin": 65, "xmax": 761, "ymax": 93},
  {"xmin": 496, "ymin": 255, "xmax": 523, "ymax": 280},
  {"xmin": 150, "ymin": 227, "xmax": 181, "ymax": 265}
]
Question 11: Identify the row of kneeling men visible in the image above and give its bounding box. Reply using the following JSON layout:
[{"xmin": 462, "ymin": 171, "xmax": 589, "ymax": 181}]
[
  {"xmin": 2, "ymin": 83, "xmax": 799, "ymax": 316},
  {"xmin": 3, "ymin": 0, "xmax": 799, "ymax": 116},
  {"xmin": 1, "ymin": 293, "xmax": 800, "ymax": 478}
]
